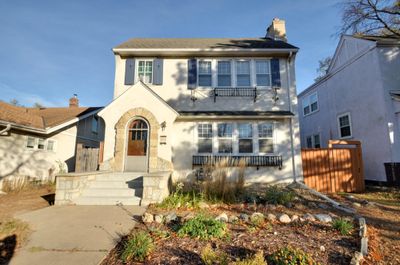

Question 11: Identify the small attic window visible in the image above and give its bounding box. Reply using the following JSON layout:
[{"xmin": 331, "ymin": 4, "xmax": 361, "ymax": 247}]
[{"xmin": 92, "ymin": 116, "xmax": 99, "ymax": 134}]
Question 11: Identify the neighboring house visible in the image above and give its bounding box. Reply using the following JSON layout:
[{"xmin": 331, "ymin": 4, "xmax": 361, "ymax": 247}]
[
  {"xmin": 98, "ymin": 18, "xmax": 303, "ymax": 183},
  {"xmin": 298, "ymin": 35, "xmax": 400, "ymax": 184},
  {"xmin": 0, "ymin": 96, "xmax": 104, "ymax": 187}
]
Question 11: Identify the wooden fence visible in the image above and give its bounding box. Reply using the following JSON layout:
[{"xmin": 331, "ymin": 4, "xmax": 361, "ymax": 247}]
[
  {"xmin": 75, "ymin": 143, "xmax": 101, "ymax": 173},
  {"xmin": 302, "ymin": 140, "xmax": 365, "ymax": 193}
]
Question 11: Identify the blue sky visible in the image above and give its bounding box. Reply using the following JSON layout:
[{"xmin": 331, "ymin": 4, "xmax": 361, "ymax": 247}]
[{"xmin": 0, "ymin": 0, "xmax": 342, "ymax": 107}]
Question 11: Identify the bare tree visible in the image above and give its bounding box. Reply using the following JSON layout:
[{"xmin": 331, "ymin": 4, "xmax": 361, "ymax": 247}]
[
  {"xmin": 33, "ymin": 102, "xmax": 44, "ymax": 108},
  {"xmin": 339, "ymin": 0, "xmax": 400, "ymax": 37},
  {"xmin": 315, "ymin": 56, "xmax": 333, "ymax": 82},
  {"xmin": 9, "ymin": 99, "xmax": 19, "ymax": 106}
]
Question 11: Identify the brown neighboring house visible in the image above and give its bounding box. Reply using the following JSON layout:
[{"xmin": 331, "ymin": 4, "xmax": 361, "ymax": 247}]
[{"xmin": 0, "ymin": 96, "xmax": 104, "ymax": 188}]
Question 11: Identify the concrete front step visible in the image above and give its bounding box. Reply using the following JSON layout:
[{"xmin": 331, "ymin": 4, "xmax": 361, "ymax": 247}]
[
  {"xmin": 81, "ymin": 188, "xmax": 141, "ymax": 197},
  {"xmin": 95, "ymin": 174, "xmax": 145, "ymax": 182},
  {"xmin": 74, "ymin": 196, "xmax": 141, "ymax": 205},
  {"xmin": 89, "ymin": 180, "xmax": 142, "ymax": 189}
]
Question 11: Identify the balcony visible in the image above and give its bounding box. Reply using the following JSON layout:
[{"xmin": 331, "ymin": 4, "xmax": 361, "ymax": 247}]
[
  {"xmin": 211, "ymin": 87, "xmax": 257, "ymax": 102},
  {"xmin": 192, "ymin": 155, "xmax": 283, "ymax": 170}
]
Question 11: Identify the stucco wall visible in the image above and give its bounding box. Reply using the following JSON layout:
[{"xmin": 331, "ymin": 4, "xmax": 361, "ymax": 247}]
[
  {"xmin": 114, "ymin": 56, "xmax": 291, "ymax": 112},
  {"xmin": 299, "ymin": 43, "xmax": 397, "ymax": 181}
]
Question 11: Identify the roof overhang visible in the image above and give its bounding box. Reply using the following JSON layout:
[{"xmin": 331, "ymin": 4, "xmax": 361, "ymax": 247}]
[
  {"xmin": 176, "ymin": 111, "xmax": 294, "ymax": 120},
  {"xmin": 112, "ymin": 48, "xmax": 298, "ymax": 57}
]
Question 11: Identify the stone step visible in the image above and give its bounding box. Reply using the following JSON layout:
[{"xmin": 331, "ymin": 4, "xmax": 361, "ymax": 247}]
[
  {"xmin": 74, "ymin": 196, "xmax": 141, "ymax": 205},
  {"xmin": 89, "ymin": 180, "xmax": 142, "ymax": 189},
  {"xmin": 95, "ymin": 174, "xmax": 145, "ymax": 181},
  {"xmin": 81, "ymin": 188, "xmax": 141, "ymax": 197}
]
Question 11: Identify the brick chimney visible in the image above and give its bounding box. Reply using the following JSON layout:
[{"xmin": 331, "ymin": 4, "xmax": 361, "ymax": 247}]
[
  {"xmin": 69, "ymin": 94, "xmax": 79, "ymax": 108},
  {"xmin": 266, "ymin": 18, "xmax": 287, "ymax": 42}
]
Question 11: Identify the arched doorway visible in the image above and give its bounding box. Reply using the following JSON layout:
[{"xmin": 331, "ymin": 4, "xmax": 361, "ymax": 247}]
[{"xmin": 125, "ymin": 118, "xmax": 149, "ymax": 172}]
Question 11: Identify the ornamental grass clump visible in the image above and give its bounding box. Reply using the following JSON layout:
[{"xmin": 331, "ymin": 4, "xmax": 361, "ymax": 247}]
[
  {"xmin": 120, "ymin": 231, "xmax": 153, "ymax": 262},
  {"xmin": 332, "ymin": 218, "xmax": 354, "ymax": 235},
  {"xmin": 268, "ymin": 246, "xmax": 320, "ymax": 265},
  {"xmin": 177, "ymin": 214, "xmax": 227, "ymax": 240},
  {"xmin": 264, "ymin": 185, "xmax": 295, "ymax": 205}
]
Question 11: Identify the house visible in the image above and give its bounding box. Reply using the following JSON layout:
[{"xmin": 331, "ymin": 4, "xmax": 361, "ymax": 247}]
[
  {"xmin": 298, "ymin": 35, "xmax": 400, "ymax": 184},
  {"xmin": 55, "ymin": 18, "xmax": 303, "ymax": 206},
  {"xmin": 0, "ymin": 96, "xmax": 104, "ymax": 189}
]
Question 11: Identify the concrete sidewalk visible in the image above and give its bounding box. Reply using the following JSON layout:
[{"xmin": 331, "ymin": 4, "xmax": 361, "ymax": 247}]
[{"xmin": 10, "ymin": 205, "xmax": 146, "ymax": 265}]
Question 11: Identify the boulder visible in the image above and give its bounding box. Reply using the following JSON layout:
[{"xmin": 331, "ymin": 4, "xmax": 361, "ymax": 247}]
[
  {"xmin": 154, "ymin": 214, "xmax": 164, "ymax": 223},
  {"xmin": 303, "ymin": 213, "xmax": 316, "ymax": 222},
  {"xmin": 250, "ymin": 212, "xmax": 264, "ymax": 222},
  {"xmin": 198, "ymin": 202, "xmax": 210, "ymax": 209},
  {"xmin": 239, "ymin": 213, "xmax": 249, "ymax": 222},
  {"xmin": 267, "ymin": 213, "xmax": 277, "ymax": 221},
  {"xmin": 229, "ymin": 215, "xmax": 239, "ymax": 223},
  {"xmin": 165, "ymin": 212, "xmax": 178, "ymax": 223},
  {"xmin": 278, "ymin": 214, "xmax": 291, "ymax": 224},
  {"xmin": 314, "ymin": 214, "xmax": 332, "ymax": 223},
  {"xmin": 142, "ymin": 212, "xmax": 154, "ymax": 223},
  {"xmin": 291, "ymin": 215, "xmax": 299, "ymax": 222},
  {"xmin": 182, "ymin": 212, "xmax": 195, "ymax": 222},
  {"xmin": 215, "ymin": 213, "xmax": 228, "ymax": 222}
]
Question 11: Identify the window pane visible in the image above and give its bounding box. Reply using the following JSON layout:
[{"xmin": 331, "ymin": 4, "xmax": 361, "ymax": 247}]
[
  {"xmin": 38, "ymin": 139, "xmax": 45, "ymax": 150},
  {"xmin": 198, "ymin": 124, "xmax": 212, "ymax": 138},
  {"xmin": 217, "ymin": 124, "xmax": 232, "ymax": 137},
  {"xmin": 27, "ymin": 137, "xmax": 35, "ymax": 149},
  {"xmin": 259, "ymin": 139, "xmax": 274, "ymax": 153},
  {"xmin": 237, "ymin": 75, "xmax": 251, "ymax": 86},
  {"xmin": 239, "ymin": 139, "xmax": 253, "ymax": 153},
  {"xmin": 256, "ymin": 60, "xmax": 270, "ymax": 74},
  {"xmin": 198, "ymin": 139, "xmax": 212, "ymax": 153},
  {"xmin": 311, "ymin": 101, "xmax": 318, "ymax": 112},
  {"xmin": 218, "ymin": 61, "xmax": 231, "ymax": 74},
  {"xmin": 218, "ymin": 139, "xmax": 232, "ymax": 153},
  {"xmin": 339, "ymin": 115, "xmax": 349, "ymax": 127},
  {"xmin": 310, "ymin": 93, "xmax": 318, "ymax": 104},
  {"xmin": 340, "ymin": 126, "xmax": 351, "ymax": 137},
  {"xmin": 199, "ymin": 75, "xmax": 212, "ymax": 86},
  {"xmin": 256, "ymin": 74, "xmax": 270, "ymax": 86},
  {"xmin": 199, "ymin": 61, "xmax": 211, "ymax": 74},
  {"xmin": 313, "ymin": 135, "xmax": 321, "ymax": 148},
  {"xmin": 218, "ymin": 75, "xmax": 231, "ymax": 86},
  {"xmin": 258, "ymin": 123, "xmax": 273, "ymax": 138},
  {"xmin": 306, "ymin": 136, "xmax": 312, "ymax": 148},
  {"xmin": 238, "ymin": 124, "xmax": 252, "ymax": 138},
  {"xmin": 236, "ymin": 61, "xmax": 250, "ymax": 74},
  {"xmin": 47, "ymin": 140, "xmax": 54, "ymax": 151},
  {"xmin": 303, "ymin": 106, "xmax": 310, "ymax": 115}
]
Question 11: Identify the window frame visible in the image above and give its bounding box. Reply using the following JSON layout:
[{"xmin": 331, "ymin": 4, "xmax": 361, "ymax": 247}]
[
  {"xmin": 302, "ymin": 92, "xmax": 319, "ymax": 116},
  {"xmin": 217, "ymin": 123, "xmax": 233, "ymax": 154},
  {"xmin": 197, "ymin": 60, "xmax": 213, "ymax": 87},
  {"xmin": 255, "ymin": 59, "xmax": 272, "ymax": 87},
  {"xmin": 136, "ymin": 59, "xmax": 153, "ymax": 84},
  {"xmin": 26, "ymin": 136, "xmax": 36, "ymax": 149},
  {"xmin": 91, "ymin": 116, "xmax": 99, "ymax": 134},
  {"xmin": 25, "ymin": 136, "xmax": 57, "ymax": 151},
  {"xmin": 313, "ymin": 134, "xmax": 321, "ymax": 148},
  {"xmin": 257, "ymin": 122, "xmax": 274, "ymax": 154},
  {"xmin": 197, "ymin": 123, "xmax": 213, "ymax": 154},
  {"xmin": 217, "ymin": 60, "xmax": 232, "ymax": 87},
  {"xmin": 237, "ymin": 123, "xmax": 253, "ymax": 154},
  {"xmin": 235, "ymin": 60, "xmax": 251, "ymax": 87},
  {"xmin": 337, "ymin": 113, "xmax": 353, "ymax": 139}
]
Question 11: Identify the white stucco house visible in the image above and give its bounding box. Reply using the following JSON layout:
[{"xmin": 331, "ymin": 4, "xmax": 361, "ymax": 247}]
[
  {"xmin": 298, "ymin": 35, "xmax": 400, "ymax": 184},
  {"xmin": 98, "ymin": 18, "xmax": 302, "ymax": 183},
  {"xmin": 55, "ymin": 18, "xmax": 303, "ymax": 205},
  {"xmin": 0, "ymin": 96, "xmax": 104, "ymax": 189}
]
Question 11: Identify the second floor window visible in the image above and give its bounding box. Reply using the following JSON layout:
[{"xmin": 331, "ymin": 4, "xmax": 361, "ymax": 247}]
[
  {"xmin": 217, "ymin": 61, "xmax": 231, "ymax": 87},
  {"xmin": 236, "ymin": 61, "xmax": 251, "ymax": 87},
  {"xmin": 303, "ymin": 92, "xmax": 318, "ymax": 116},
  {"xmin": 138, "ymin": 60, "xmax": 153, "ymax": 83},
  {"xmin": 217, "ymin": 123, "xmax": 233, "ymax": 153},
  {"xmin": 255, "ymin": 60, "xmax": 271, "ymax": 86},
  {"xmin": 198, "ymin": 61, "xmax": 212, "ymax": 87},
  {"xmin": 92, "ymin": 116, "xmax": 99, "ymax": 134}
]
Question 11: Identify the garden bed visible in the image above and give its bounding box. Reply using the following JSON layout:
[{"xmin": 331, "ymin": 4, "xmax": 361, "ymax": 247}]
[{"xmin": 101, "ymin": 184, "xmax": 363, "ymax": 265}]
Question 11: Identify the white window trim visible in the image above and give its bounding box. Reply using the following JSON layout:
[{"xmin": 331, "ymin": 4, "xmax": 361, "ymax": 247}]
[
  {"xmin": 257, "ymin": 122, "xmax": 275, "ymax": 154},
  {"xmin": 302, "ymin": 92, "xmax": 319, "ymax": 117},
  {"xmin": 135, "ymin": 59, "xmax": 154, "ymax": 84},
  {"xmin": 194, "ymin": 58, "xmax": 274, "ymax": 90},
  {"xmin": 235, "ymin": 59, "xmax": 252, "ymax": 88},
  {"xmin": 217, "ymin": 123, "xmax": 233, "ymax": 154},
  {"xmin": 337, "ymin": 112, "xmax": 353, "ymax": 139},
  {"xmin": 196, "ymin": 122, "xmax": 213, "ymax": 154},
  {"xmin": 25, "ymin": 136, "xmax": 57, "ymax": 152},
  {"xmin": 237, "ymin": 122, "xmax": 254, "ymax": 154}
]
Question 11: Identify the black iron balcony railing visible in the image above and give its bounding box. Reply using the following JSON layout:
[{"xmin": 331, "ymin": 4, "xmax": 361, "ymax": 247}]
[
  {"xmin": 192, "ymin": 155, "xmax": 283, "ymax": 170},
  {"xmin": 212, "ymin": 87, "xmax": 257, "ymax": 102}
]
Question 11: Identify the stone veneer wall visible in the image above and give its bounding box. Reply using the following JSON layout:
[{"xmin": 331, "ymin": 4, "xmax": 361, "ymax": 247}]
[
  {"xmin": 141, "ymin": 171, "xmax": 172, "ymax": 206},
  {"xmin": 111, "ymin": 107, "xmax": 164, "ymax": 172}
]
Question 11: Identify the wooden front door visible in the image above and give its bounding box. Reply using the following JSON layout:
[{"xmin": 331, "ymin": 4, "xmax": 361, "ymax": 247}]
[{"xmin": 125, "ymin": 119, "xmax": 148, "ymax": 171}]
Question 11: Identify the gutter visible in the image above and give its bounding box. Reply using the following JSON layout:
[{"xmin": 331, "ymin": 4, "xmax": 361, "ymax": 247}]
[
  {"xmin": 0, "ymin": 124, "xmax": 11, "ymax": 135},
  {"xmin": 176, "ymin": 115, "xmax": 293, "ymax": 121},
  {"xmin": 286, "ymin": 52, "xmax": 297, "ymax": 182}
]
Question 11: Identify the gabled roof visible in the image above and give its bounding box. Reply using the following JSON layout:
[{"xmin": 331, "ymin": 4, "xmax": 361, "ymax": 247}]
[
  {"xmin": 354, "ymin": 35, "xmax": 400, "ymax": 46},
  {"xmin": 114, "ymin": 37, "xmax": 298, "ymax": 50},
  {"xmin": 0, "ymin": 101, "xmax": 102, "ymax": 132}
]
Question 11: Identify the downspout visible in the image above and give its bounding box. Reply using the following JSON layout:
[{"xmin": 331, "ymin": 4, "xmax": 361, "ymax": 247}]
[
  {"xmin": 0, "ymin": 124, "xmax": 11, "ymax": 135},
  {"xmin": 286, "ymin": 52, "xmax": 297, "ymax": 182}
]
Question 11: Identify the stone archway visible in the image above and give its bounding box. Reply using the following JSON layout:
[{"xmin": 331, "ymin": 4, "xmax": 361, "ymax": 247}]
[{"xmin": 113, "ymin": 108, "xmax": 160, "ymax": 172}]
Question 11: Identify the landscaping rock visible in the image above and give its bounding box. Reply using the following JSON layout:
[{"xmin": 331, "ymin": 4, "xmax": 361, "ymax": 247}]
[
  {"xmin": 320, "ymin": 245, "xmax": 326, "ymax": 252},
  {"xmin": 250, "ymin": 212, "xmax": 264, "ymax": 222},
  {"xmin": 278, "ymin": 214, "xmax": 291, "ymax": 224},
  {"xmin": 239, "ymin": 213, "xmax": 249, "ymax": 222},
  {"xmin": 165, "ymin": 212, "xmax": 178, "ymax": 223},
  {"xmin": 314, "ymin": 214, "xmax": 332, "ymax": 223},
  {"xmin": 154, "ymin": 214, "xmax": 164, "ymax": 223},
  {"xmin": 285, "ymin": 202, "xmax": 293, "ymax": 208},
  {"xmin": 308, "ymin": 202, "xmax": 317, "ymax": 208},
  {"xmin": 182, "ymin": 212, "xmax": 195, "ymax": 222},
  {"xmin": 142, "ymin": 212, "xmax": 154, "ymax": 223},
  {"xmin": 294, "ymin": 203, "xmax": 305, "ymax": 210},
  {"xmin": 353, "ymin": 202, "xmax": 362, "ymax": 207},
  {"xmin": 303, "ymin": 213, "xmax": 316, "ymax": 222},
  {"xmin": 229, "ymin": 215, "xmax": 239, "ymax": 223},
  {"xmin": 346, "ymin": 195, "xmax": 355, "ymax": 200},
  {"xmin": 291, "ymin": 215, "xmax": 299, "ymax": 222},
  {"xmin": 267, "ymin": 213, "xmax": 276, "ymax": 221},
  {"xmin": 215, "ymin": 213, "xmax": 228, "ymax": 222},
  {"xmin": 198, "ymin": 202, "xmax": 210, "ymax": 209},
  {"xmin": 265, "ymin": 204, "xmax": 277, "ymax": 210}
]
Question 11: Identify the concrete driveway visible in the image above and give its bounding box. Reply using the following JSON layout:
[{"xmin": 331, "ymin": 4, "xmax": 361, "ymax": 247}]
[{"xmin": 10, "ymin": 205, "xmax": 146, "ymax": 265}]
